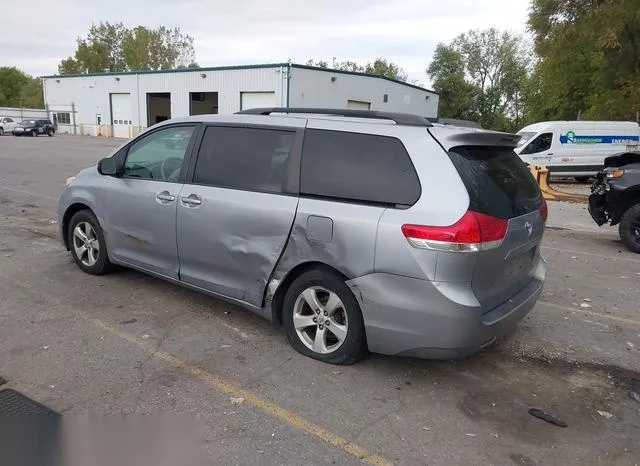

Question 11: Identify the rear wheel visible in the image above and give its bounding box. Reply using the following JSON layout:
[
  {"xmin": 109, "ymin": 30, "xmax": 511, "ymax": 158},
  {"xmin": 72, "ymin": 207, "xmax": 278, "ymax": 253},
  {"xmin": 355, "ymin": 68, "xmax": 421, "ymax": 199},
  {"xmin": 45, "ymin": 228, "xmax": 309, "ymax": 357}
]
[
  {"xmin": 68, "ymin": 210, "xmax": 113, "ymax": 275},
  {"xmin": 47, "ymin": 128, "xmax": 54, "ymax": 137},
  {"xmin": 619, "ymin": 203, "xmax": 640, "ymax": 253},
  {"xmin": 282, "ymin": 269, "xmax": 368, "ymax": 365}
]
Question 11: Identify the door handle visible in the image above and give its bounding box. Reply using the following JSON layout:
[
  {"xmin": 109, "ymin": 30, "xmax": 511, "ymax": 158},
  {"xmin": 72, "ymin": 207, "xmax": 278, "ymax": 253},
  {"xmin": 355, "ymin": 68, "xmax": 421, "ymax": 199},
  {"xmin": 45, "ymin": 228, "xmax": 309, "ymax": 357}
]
[
  {"xmin": 156, "ymin": 191, "xmax": 175, "ymax": 203},
  {"xmin": 547, "ymin": 152, "xmax": 554, "ymax": 155},
  {"xmin": 181, "ymin": 195, "xmax": 202, "ymax": 206}
]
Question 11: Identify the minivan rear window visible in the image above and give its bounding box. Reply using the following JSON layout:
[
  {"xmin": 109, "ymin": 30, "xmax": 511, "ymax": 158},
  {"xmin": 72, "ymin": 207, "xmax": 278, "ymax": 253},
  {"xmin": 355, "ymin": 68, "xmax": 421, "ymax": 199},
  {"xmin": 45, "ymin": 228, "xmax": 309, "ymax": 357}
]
[{"xmin": 448, "ymin": 146, "xmax": 542, "ymax": 219}]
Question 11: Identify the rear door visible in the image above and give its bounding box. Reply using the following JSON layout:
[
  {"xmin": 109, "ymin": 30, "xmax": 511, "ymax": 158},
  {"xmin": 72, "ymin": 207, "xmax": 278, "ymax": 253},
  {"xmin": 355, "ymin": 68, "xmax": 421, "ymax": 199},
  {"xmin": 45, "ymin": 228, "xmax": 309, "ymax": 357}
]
[
  {"xmin": 177, "ymin": 124, "xmax": 302, "ymax": 306},
  {"xmin": 447, "ymin": 145, "xmax": 545, "ymax": 310}
]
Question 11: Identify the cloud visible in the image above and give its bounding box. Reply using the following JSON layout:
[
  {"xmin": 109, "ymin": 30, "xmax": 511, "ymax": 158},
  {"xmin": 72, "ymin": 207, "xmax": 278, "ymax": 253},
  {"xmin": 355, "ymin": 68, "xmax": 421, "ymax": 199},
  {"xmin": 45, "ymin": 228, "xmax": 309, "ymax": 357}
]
[{"xmin": 1, "ymin": 0, "xmax": 529, "ymax": 78}]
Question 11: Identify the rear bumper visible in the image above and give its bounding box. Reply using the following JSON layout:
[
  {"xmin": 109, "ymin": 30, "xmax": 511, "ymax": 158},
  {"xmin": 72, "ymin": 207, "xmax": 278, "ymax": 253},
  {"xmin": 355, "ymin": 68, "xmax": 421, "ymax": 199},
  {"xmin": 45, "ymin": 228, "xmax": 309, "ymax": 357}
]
[{"xmin": 347, "ymin": 256, "xmax": 546, "ymax": 359}]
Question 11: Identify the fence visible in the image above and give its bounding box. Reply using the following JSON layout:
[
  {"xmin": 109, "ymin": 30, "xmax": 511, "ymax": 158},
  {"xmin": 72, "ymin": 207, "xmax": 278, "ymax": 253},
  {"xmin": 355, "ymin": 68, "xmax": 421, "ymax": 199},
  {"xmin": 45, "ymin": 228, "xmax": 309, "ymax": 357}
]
[{"xmin": 0, "ymin": 107, "xmax": 48, "ymax": 121}]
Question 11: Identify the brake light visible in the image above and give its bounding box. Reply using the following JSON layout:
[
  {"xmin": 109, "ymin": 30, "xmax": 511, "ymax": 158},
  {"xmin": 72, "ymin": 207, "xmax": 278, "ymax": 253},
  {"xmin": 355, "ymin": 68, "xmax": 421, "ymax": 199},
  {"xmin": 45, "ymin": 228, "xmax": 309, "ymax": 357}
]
[
  {"xmin": 539, "ymin": 200, "xmax": 548, "ymax": 222},
  {"xmin": 401, "ymin": 211, "xmax": 508, "ymax": 253}
]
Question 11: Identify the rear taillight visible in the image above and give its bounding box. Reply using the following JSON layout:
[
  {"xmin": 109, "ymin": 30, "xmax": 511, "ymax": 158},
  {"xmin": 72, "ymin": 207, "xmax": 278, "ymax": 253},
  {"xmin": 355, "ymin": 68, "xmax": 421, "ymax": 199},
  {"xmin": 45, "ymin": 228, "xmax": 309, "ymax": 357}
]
[
  {"xmin": 539, "ymin": 200, "xmax": 548, "ymax": 222},
  {"xmin": 401, "ymin": 211, "xmax": 508, "ymax": 253}
]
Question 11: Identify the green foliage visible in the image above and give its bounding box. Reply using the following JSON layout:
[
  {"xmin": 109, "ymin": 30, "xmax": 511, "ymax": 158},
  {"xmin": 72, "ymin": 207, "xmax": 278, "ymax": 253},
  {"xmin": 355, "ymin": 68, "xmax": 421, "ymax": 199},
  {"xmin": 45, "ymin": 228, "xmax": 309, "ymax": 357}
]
[
  {"xmin": 306, "ymin": 57, "xmax": 408, "ymax": 81},
  {"xmin": 427, "ymin": 28, "xmax": 530, "ymax": 131},
  {"xmin": 58, "ymin": 22, "xmax": 197, "ymax": 74},
  {"xmin": 0, "ymin": 67, "xmax": 43, "ymax": 108},
  {"xmin": 527, "ymin": 0, "xmax": 640, "ymax": 121}
]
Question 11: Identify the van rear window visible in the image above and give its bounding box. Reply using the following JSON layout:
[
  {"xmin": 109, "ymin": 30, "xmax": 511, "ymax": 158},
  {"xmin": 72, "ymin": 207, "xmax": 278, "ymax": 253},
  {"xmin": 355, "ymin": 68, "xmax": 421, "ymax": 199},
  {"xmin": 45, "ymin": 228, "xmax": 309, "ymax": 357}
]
[{"xmin": 448, "ymin": 146, "xmax": 543, "ymax": 219}]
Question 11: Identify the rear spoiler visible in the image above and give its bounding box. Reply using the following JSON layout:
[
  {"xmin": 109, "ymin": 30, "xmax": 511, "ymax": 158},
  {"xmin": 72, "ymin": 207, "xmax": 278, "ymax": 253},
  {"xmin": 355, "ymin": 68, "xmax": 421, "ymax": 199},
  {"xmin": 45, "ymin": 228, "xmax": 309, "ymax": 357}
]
[{"xmin": 428, "ymin": 126, "xmax": 521, "ymax": 150}]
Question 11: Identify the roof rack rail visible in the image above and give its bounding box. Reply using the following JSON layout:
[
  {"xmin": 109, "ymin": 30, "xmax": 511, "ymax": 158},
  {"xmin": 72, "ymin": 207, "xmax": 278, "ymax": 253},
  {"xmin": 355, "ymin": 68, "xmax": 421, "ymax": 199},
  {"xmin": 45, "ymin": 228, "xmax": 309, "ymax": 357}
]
[{"xmin": 237, "ymin": 107, "xmax": 432, "ymax": 127}]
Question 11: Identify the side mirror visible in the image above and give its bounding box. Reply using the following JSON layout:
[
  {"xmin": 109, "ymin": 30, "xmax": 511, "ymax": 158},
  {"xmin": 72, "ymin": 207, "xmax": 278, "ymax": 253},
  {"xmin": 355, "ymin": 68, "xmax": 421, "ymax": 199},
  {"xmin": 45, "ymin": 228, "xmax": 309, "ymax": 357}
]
[{"xmin": 98, "ymin": 157, "xmax": 119, "ymax": 176}]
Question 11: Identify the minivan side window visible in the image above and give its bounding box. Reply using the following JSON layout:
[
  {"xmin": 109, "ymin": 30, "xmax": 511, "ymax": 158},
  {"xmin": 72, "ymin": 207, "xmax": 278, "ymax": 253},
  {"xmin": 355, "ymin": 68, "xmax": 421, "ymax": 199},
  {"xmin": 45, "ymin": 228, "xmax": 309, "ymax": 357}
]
[
  {"xmin": 300, "ymin": 129, "xmax": 421, "ymax": 206},
  {"xmin": 123, "ymin": 126, "xmax": 195, "ymax": 181},
  {"xmin": 193, "ymin": 126, "xmax": 295, "ymax": 194},
  {"xmin": 520, "ymin": 132, "xmax": 553, "ymax": 155}
]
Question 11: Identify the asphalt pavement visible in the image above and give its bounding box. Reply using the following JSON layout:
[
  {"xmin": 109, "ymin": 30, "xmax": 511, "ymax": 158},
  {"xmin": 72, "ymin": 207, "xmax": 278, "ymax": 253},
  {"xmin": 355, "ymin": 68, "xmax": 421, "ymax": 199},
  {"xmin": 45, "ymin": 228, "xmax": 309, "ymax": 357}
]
[{"xmin": 1, "ymin": 135, "xmax": 639, "ymax": 465}]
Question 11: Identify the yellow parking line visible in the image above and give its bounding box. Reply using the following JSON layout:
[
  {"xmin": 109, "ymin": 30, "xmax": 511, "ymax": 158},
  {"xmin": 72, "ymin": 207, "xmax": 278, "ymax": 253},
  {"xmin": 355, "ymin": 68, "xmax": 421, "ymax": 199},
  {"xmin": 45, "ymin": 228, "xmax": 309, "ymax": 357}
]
[
  {"xmin": 89, "ymin": 317, "xmax": 391, "ymax": 466},
  {"xmin": 539, "ymin": 301, "xmax": 640, "ymax": 326}
]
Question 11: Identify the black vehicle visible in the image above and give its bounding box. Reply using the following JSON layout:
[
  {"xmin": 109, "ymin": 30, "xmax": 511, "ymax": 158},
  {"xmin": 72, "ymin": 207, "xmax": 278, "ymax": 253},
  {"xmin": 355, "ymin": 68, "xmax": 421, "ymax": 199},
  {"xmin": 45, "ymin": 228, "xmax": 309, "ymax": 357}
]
[
  {"xmin": 12, "ymin": 119, "xmax": 55, "ymax": 137},
  {"xmin": 589, "ymin": 152, "xmax": 640, "ymax": 252}
]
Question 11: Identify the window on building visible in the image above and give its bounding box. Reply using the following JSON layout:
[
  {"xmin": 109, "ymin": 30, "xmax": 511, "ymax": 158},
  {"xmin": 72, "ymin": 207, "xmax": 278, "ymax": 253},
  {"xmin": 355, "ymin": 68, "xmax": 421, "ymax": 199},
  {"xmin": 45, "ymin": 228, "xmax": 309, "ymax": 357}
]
[
  {"xmin": 56, "ymin": 113, "xmax": 71, "ymax": 125},
  {"xmin": 300, "ymin": 129, "xmax": 421, "ymax": 206},
  {"xmin": 193, "ymin": 126, "xmax": 295, "ymax": 194}
]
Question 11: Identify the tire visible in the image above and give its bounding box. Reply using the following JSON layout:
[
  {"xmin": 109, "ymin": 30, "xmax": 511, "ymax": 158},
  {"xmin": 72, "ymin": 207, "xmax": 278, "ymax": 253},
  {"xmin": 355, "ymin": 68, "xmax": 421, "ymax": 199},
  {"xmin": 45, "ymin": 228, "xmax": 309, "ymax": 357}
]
[
  {"xmin": 67, "ymin": 210, "xmax": 113, "ymax": 275},
  {"xmin": 30, "ymin": 130, "xmax": 36, "ymax": 137},
  {"xmin": 282, "ymin": 269, "xmax": 368, "ymax": 365},
  {"xmin": 575, "ymin": 176, "xmax": 591, "ymax": 183},
  {"xmin": 619, "ymin": 203, "xmax": 640, "ymax": 253},
  {"xmin": 47, "ymin": 129, "xmax": 54, "ymax": 137},
  {"xmin": 0, "ymin": 127, "xmax": 4, "ymax": 136}
]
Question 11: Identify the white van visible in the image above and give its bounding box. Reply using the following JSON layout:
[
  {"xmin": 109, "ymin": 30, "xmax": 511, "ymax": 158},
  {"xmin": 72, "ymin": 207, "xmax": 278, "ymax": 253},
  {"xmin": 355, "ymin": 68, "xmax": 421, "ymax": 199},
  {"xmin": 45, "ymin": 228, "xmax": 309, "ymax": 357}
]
[{"xmin": 514, "ymin": 121, "xmax": 640, "ymax": 181}]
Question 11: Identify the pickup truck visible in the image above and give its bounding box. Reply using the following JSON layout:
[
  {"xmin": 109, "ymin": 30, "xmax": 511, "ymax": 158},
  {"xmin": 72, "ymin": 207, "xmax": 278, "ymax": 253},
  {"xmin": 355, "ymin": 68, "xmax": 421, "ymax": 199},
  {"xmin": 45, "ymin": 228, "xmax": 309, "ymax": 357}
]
[{"xmin": 0, "ymin": 116, "xmax": 18, "ymax": 135}]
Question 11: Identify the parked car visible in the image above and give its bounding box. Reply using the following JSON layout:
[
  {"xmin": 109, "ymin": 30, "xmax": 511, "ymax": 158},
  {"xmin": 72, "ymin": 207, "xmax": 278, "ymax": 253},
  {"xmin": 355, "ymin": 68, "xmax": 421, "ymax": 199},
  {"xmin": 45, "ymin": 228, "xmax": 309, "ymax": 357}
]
[
  {"xmin": 514, "ymin": 121, "xmax": 640, "ymax": 182},
  {"xmin": 589, "ymin": 152, "xmax": 640, "ymax": 253},
  {"xmin": 59, "ymin": 108, "xmax": 547, "ymax": 364},
  {"xmin": 13, "ymin": 119, "xmax": 55, "ymax": 137},
  {"xmin": 0, "ymin": 116, "xmax": 18, "ymax": 135}
]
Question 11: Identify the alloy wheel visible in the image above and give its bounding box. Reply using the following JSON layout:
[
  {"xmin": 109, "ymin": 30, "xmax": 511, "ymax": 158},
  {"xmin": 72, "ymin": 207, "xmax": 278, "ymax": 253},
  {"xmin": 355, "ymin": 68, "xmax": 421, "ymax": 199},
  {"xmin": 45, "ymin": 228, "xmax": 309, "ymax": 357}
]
[
  {"xmin": 293, "ymin": 286, "xmax": 348, "ymax": 354},
  {"xmin": 72, "ymin": 222, "xmax": 100, "ymax": 267}
]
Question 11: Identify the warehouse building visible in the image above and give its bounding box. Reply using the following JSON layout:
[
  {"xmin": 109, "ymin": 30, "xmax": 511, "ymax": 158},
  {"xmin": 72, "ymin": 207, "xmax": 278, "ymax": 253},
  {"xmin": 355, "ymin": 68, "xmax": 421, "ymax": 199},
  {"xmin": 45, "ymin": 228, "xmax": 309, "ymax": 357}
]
[{"xmin": 42, "ymin": 63, "xmax": 438, "ymax": 138}]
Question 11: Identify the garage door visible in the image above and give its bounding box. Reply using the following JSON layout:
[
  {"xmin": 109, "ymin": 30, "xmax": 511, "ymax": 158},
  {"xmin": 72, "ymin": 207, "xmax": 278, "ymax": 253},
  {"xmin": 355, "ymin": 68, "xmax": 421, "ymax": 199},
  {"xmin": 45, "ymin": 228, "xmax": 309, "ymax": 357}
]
[
  {"xmin": 240, "ymin": 92, "xmax": 277, "ymax": 111},
  {"xmin": 347, "ymin": 100, "xmax": 371, "ymax": 111},
  {"xmin": 110, "ymin": 93, "xmax": 132, "ymax": 138}
]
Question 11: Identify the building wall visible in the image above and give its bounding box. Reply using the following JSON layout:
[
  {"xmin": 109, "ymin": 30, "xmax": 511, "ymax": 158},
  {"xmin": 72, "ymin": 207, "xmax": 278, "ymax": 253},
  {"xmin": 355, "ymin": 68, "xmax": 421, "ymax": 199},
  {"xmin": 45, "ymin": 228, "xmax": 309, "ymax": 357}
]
[
  {"xmin": 42, "ymin": 64, "xmax": 439, "ymax": 137},
  {"xmin": 289, "ymin": 66, "xmax": 439, "ymax": 117},
  {"xmin": 43, "ymin": 65, "xmax": 287, "ymax": 134}
]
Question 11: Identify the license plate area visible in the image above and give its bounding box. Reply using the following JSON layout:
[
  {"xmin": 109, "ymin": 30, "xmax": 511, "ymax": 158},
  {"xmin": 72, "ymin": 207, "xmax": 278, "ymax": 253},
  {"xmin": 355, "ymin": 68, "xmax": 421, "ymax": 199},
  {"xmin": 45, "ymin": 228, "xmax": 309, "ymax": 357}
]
[{"xmin": 505, "ymin": 246, "xmax": 536, "ymax": 279}]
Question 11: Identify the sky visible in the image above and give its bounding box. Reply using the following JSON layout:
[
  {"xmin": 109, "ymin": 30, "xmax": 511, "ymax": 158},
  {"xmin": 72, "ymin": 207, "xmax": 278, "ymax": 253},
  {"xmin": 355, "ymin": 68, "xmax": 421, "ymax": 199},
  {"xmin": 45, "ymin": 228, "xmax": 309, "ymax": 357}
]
[{"xmin": 1, "ymin": 0, "xmax": 531, "ymax": 85}]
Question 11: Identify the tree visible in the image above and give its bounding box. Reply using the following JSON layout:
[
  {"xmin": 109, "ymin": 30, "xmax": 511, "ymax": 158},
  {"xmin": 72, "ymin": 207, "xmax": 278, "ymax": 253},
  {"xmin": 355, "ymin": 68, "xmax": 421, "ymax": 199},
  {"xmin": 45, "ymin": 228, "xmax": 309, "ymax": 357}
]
[
  {"xmin": 364, "ymin": 58, "xmax": 408, "ymax": 82},
  {"xmin": 427, "ymin": 44, "xmax": 478, "ymax": 121},
  {"xmin": 426, "ymin": 28, "xmax": 530, "ymax": 131},
  {"xmin": 527, "ymin": 0, "xmax": 640, "ymax": 121},
  {"xmin": 306, "ymin": 57, "xmax": 408, "ymax": 81},
  {"xmin": 0, "ymin": 67, "xmax": 43, "ymax": 108},
  {"xmin": 58, "ymin": 22, "xmax": 197, "ymax": 74}
]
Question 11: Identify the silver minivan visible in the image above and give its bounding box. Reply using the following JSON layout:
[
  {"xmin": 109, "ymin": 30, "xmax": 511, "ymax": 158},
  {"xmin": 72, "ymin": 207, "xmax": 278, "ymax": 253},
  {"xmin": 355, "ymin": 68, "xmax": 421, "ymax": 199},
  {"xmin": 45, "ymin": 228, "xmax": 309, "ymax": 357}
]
[{"xmin": 59, "ymin": 108, "xmax": 547, "ymax": 364}]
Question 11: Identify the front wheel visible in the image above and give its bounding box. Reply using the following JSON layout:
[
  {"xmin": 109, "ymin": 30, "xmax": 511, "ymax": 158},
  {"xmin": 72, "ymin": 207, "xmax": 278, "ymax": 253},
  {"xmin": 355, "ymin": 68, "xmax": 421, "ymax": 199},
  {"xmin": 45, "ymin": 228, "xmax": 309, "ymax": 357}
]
[
  {"xmin": 619, "ymin": 203, "xmax": 640, "ymax": 253},
  {"xmin": 0, "ymin": 128, "xmax": 4, "ymax": 136},
  {"xmin": 282, "ymin": 269, "xmax": 368, "ymax": 365},
  {"xmin": 30, "ymin": 130, "xmax": 36, "ymax": 137},
  {"xmin": 68, "ymin": 210, "xmax": 113, "ymax": 275}
]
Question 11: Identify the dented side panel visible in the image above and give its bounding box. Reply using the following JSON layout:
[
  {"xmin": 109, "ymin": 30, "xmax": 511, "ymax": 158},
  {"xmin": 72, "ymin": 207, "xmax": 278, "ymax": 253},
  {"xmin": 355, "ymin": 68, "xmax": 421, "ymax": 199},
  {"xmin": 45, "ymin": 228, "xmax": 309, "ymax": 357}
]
[
  {"xmin": 265, "ymin": 197, "xmax": 385, "ymax": 305},
  {"xmin": 176, "ymin": 186, "xmax": 299, "ymax": 307}
]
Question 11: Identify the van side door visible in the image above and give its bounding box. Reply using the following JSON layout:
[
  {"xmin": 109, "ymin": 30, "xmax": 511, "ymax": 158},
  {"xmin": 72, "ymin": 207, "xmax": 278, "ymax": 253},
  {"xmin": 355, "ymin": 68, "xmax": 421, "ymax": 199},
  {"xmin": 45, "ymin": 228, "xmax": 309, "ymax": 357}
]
[{"xmin": 176, "ymin": 123, "xmax": 303, "ymax": 307}]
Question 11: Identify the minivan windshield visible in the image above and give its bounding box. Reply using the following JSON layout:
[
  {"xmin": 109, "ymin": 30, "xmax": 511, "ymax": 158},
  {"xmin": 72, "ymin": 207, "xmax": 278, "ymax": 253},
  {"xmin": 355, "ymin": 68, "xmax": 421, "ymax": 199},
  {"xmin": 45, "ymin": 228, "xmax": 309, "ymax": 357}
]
[{"xmin": 516, "ymin": 132, "xmax": 536, "ymax": 147}]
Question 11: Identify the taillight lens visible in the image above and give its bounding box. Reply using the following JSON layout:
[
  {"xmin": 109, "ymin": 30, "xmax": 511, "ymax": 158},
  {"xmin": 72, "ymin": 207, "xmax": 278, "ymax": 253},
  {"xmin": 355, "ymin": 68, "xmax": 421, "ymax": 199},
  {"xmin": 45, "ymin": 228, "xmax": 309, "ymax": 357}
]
[
  {"xmin": 539, "ymin": 200, "xmax": 548, "ymax": 222},
  {"xmin": 401, "ymin": 211, "xmax": 508, "ymax": 253}
]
